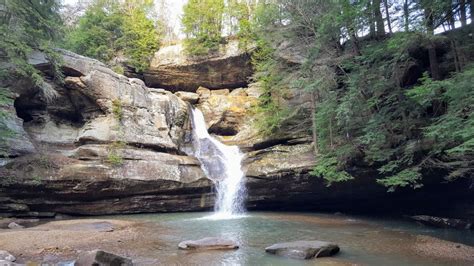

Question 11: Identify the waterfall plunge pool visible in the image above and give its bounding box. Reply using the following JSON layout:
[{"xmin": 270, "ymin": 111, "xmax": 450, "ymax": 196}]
[{"xmin": 98, "ymin": 211, "xmax": 474, "ymax": 265}]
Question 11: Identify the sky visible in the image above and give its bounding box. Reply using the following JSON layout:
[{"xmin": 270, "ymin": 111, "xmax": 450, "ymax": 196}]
[{"xmin": 61, "ymin": 0, "xmax": 188, "ymax": 37}]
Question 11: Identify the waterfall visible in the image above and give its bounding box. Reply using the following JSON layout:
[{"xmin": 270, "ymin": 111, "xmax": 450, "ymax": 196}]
[{"xmin": 190, "ymin": 108, "xmax": 246, "ymax": 219}]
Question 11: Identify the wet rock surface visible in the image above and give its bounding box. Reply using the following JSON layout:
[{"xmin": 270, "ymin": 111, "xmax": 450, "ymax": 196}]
[
  {"xmin": 178, "ymin": 237, "xmax": 239, "ymax": 250},
  {"xmin": 76, "ymin": 249, "xmax": 132, "ymax": 266},
  {"xmin": 265, "ymin": 240, "xmax": 340, "ymax": 260},
  {"xmin": 411, "ymin": 215, "xmax": 472, "ymax": 230}
]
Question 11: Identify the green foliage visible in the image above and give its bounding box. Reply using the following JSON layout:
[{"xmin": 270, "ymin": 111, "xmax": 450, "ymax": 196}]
[
  {"xmin": 181, "ymin": 0, "xmax": 259, "ymax": 55},
  {"xmin": 377, "ymin": 168, "xmax": 423, "ymax": 192},
  {"xmin": 118, "ymin": 7, "xmax": 159, "ymax": 72},
  {"xmin": 408, "ymin": 65, "xmax": 474, "ymax": 180},
  {"xmin": 63, "ymin": 1, "xmax": 123, "ymax": 63},
  {"xmin": 251, "ymin": 36, "xmax": 292, "ymax": 135},
  {"xmin": 311, "ymin": 154, "xmax": 354, "ymax": 185},
  {"xmin": 107, "ymin": 141, "xmax": 126, "ymax": 166},
  {"xmin": 252, "ymin": 0, "xmax": 474, "ymax": 191},
  {"xmin": 0, "ymin": 90, "xmax": 15, "ymax": 157},
  {"xmin": 182, "ymin": 0, "xmax": 225, "ymax": 55},
  {"xmin": 111, "ymin": 65, "xmax": 125, "ymax": 75},
  {"xmin": 112, "ymin": 99, "xmax": 123, "ymax": 121},
  {"xmin": 0, "ymin": 0, "xmax": 63, "ymax": 86},
  {"xmin": 108, "ymin": 98, "xmax": 125, "ymax": 166},
  {"xmin": 0, "ymin": 0, "xmax": 63, "ymax": 155},
  {"xmin": 63, "ymin": 0, "xmax": 160, "ymax": 72}
]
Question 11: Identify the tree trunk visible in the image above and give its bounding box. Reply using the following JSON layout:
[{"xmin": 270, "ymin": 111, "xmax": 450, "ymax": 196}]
[
  {"xmin": 368, "ymin": 0, "xmax": 375, "ymax": 37},
  {"xmin": 447, "ymin": 1, "xmax": 456, "ymax": 30},
  {"xmin": 373, "ymin": 0, "xmax": 385, "ymax": 37},
  {"xmin": 403, "ymin": 0, "xmax": 409, "ymax": 32},
  {"xmin": 425, "ymin": 6, "xmax": 434, "ymax": 35},
  {"xmin": 310, "ymin": 91, "xmax": 319, "ymax": 155},
  {"xmin": 451, "ymin": 40, "xmax": 461, "ymax": 72},
  {"xmin": 383, "ymin": 0, "xmax": 392, "ymax": 33},
  {"xmin": 471, "ymin": 0, "xmax": 474, "ymax": 22},
  {"xmin": 350, "ymin": 29, "xmax": 361, "ymax": 56},
  {"xmin": 460, "ymin": 0, "xmax": 467, "ymax": 27},
  {"xmin": 425, "ymin": 6, "xmax": 440, "ymax": 80}
]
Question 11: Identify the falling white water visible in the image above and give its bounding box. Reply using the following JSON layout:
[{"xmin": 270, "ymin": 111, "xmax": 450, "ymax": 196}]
[{"xmin": 190, "ymin": 108, "xmax": 246, "ymax": 219}]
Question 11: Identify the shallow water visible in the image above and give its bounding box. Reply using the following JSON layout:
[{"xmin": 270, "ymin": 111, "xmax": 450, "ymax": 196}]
[{"xmin": 104, "ymin": 212, "xmax": 474, "ymax": 265}]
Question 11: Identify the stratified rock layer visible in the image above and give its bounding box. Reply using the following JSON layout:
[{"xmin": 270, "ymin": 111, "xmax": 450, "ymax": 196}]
[
  {"xmin": 0, "ymin": 51, "xmax": 214, "ymax": 216},
  {"xmin": 143, "ymin": 41, "xmax": 253, "ymax": 92},
  {"xmin": 0, "ymin": 49, "xmax": 473, "ymax": 219}
]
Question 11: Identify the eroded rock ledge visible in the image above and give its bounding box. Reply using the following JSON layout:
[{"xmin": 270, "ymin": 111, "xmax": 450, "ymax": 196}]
[
  {"xmin": 0, "ymin": 50, "xmax": 214, "ymax": 216},
  {"xmin": 143, "ymin": 40, "xmax": 253, "ymax": 92}
]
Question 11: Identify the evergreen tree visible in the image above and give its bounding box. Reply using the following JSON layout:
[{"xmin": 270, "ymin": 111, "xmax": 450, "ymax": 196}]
[
  {"xmin": 251, "ymin": 0, "xmax": 474, "ymax": 190},
  {"xmin": 182, "ymin": 0, "xmax": 225, "ymax": 55},
  {"xmin": 63, "ymin": 0, "xmax": 160, "ymax": 72},
  {"xmin": 0, "ymin": 0, "xmax": 63, "ymax": 151}
]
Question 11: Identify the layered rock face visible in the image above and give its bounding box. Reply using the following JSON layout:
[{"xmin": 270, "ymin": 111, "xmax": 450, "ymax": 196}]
[
  {"xmin": 1, "ymin": 46, "xmax": 472, "ymax": 219},
  {"xmin": 0, "ymin": 51, "xmax": 214, "ymax": 216},
  {"xmin": 143, "ymin": 40, "xmax": 253, "ymax": 92}
]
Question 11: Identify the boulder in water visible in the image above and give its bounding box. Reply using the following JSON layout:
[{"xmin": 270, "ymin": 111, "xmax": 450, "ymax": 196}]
[
  {"xmin": 178, "ymin": 237, "xmax": 239, "ymax": 250},
  {"xmin": 265, "ymin": 240, "xmax": 340, "ymax": 260},
  {"xmin": 75, "ymin": 250, "xmax": 132, "ymax": 266},
  {"xmin": 7, "ymin": 222, "xmax": 24, "ymax": 229}
]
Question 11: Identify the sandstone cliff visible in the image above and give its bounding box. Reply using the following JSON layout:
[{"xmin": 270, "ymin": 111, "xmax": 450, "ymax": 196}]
[
  {"xmin": 0, "ymin": 47, "xmax": 472, "ymax": 220},
  {"xmin": 143, "ymin": 40, "xmax": 253, "ymax": 92}
]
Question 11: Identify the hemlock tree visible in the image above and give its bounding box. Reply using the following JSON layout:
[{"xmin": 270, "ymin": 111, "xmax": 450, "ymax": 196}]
[
  {"xmin": 0, "ymin": 0, "xmax": 63, "ymax": 86},
  {"xmin": 64, "ymin": 0, "xmax": 160, "ymax": 73},
  {"xmin": 118, "ymin": 0, "xmax": 160, "ymax": 72},
  {"xmin": 0, "ymin": 0, "xmax": 63, "ymax": 151},
  {"xmin": 182, "ymin": 0, "xmax": 225, "ymax": 55},
  {"xmin": 251, "ymin": 0, "xmax": 474, "ymax": 191}
]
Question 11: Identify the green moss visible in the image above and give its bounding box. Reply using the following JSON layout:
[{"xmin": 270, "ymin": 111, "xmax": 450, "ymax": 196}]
[
  {"xmin": 112, "ymin": 99, "xmax": 123, "ymax": 121},
  {"xmin": 107, "ymin": 141, "xmax": 126, "ymax": 166},
  {"xmin": 111, "ymin": 65, "xmax": 125, "ymax": 75}
]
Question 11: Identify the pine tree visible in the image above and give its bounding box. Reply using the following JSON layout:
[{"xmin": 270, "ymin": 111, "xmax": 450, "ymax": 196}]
[{"xmin": 182, "ymin": 0, "xmax": 225, "ymax": 55}]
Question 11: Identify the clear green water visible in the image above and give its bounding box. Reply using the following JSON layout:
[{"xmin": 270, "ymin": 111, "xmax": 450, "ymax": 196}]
[{"xmin": 104, "ymin": 212, "xmax": 474, "ymax": 265}]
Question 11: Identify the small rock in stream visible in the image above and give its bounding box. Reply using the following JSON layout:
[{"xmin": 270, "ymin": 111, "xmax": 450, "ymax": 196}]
[
  {"xmin": 178, "ymin": 237, "xmax": 239, "ymax": 250},
  {"xmin": 265, "ymin": 240, "xmax": 340, "ymax": 260},
  {"xmin": 7, "ymin": 222, "xmax": 24, "ymax": 229}
]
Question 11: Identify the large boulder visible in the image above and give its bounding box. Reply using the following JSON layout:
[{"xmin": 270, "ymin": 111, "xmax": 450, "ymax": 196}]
[
  {"xmin": 265, "ymin": 240, "xmax": 340, "ymax": 260},
  {"xmin": 143, "ymin": 40, "xmax": 253, "ymax": 92},
  {"xmin": 178, "ymin": 237, "xmax": 239, "ymax": 250}
]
